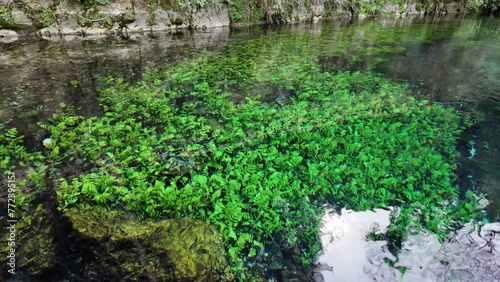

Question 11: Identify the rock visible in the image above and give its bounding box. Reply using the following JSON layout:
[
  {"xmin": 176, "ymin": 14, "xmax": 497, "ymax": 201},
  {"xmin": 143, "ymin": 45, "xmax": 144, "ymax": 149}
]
[
  {"xmin": 65, "ymin": 205, "xmax": 228, "ymax": 281},
  {"xmin": 18, "ymin": 0, "xmax": 53, "ymax": 9},
  {"xmin": 9, "ymin": 8, "xmax": 33, "ymax": 29},
  {"xmin": 32, "ymin": 3, "xmax": 230, "ymax": 37},
  {"xmin": 380, "ymin": 4, "xmax": 401, "ymax": 17},
  {"xmin": 152, "ymin": 10, "xmax": 171, "ymax": 28},
  {"xmin": 404, "ymin": 4, "xmax": 421, "ymax": 15},
  {"xmin": 311, "ymin": 4, "xmax": 325, "ymax": 23},
  {"xmin": 191, "ymin": 4, "xmax": 230, "ymax": 29},
  {"xmin": 0, "ymin": 29, "xmax": 18, "ymax": 43},
  {"xmin": 444, "ymin": 3, "xmax": 465, "ymax": 13},
  {"xmin": 291, "ymin": 8, "xmax": 309, "ymax": 23},
  {"xmin": 42, "ymin": 138, "xmax": 54, "ymax": 148}
]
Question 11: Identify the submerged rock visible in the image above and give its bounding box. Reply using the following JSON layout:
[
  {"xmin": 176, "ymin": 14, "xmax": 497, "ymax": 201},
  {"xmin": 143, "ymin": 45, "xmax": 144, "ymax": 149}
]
[{"xmin": 65, "ymin": 205, "xmax": 228, "ymax": 281}]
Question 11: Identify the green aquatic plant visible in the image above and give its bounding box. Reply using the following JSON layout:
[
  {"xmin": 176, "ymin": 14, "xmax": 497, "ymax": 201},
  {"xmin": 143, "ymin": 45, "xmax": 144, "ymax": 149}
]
[
  {"xmin": 46, "ymin": 68, "xmax": 479, "ymax": 276},
  {"xmin": 2, "ymin": 36, "xmax": 484, "ymax": 280},
  {"xmin": 0, "ymin": 124, "xmax": 42, "ymax": 171}
]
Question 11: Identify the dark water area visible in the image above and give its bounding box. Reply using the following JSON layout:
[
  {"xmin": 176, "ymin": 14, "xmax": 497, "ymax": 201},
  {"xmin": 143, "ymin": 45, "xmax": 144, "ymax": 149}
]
[{"xmin": 1, "ymin": 14, "xmax": 499, "ymax": 219}]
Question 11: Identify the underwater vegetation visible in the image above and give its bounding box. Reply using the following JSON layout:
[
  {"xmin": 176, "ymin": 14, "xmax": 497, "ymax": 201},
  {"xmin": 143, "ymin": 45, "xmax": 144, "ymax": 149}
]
[{"xmin": 0, "ymin": 37, "xmax": 484, "ymax": 280}]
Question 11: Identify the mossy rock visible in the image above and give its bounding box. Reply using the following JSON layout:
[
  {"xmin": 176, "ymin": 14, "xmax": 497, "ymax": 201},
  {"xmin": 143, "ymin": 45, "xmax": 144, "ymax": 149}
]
[
  {"xmin": 172, "ymin": 17, "xmax": 183, "ymax": 26},
  {"xmin": 65, "ymin": 205, "xmax": 228, "ymax": 281},
  {"xmin": 0, "ymin": 204, "xmax": 56, "ymax": 276}
]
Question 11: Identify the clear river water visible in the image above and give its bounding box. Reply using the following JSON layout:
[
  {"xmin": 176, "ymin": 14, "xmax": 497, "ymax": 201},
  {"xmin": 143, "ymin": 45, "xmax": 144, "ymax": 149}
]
[
  {"xmin": 1, "ymin": 14, "xmax": 499, "ymax": 220},
  {"xmin": 1, "ymin": 14, "xmax": 500, "ymax": 282}
]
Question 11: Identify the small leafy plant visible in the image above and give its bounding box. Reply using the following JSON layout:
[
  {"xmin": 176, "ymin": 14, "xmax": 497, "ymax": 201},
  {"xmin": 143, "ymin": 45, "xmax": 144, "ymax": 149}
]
[
  {"xmin": 0, "ymin": 6, "xmax": 13, "ymax": 26},
  {"xmin": 1, "ymin": 35, "xmax": 483, "ymax": 280}
]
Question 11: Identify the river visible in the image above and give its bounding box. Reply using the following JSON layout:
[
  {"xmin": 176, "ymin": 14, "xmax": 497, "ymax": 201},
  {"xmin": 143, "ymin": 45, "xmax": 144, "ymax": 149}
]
[
  {"xmin": 1, "ymin": 13, "xmax": 499, "ymax": 281},
  {"xmin": 1, "ymin": 14, "xmax": 498, "ymax": 218}
]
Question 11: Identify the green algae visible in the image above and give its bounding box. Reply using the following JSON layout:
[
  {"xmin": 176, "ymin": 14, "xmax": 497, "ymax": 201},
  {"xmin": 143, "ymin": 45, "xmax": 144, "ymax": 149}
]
[{"xmin": 65, "ymin": 205, "xmax": 229, "ymax": 281}]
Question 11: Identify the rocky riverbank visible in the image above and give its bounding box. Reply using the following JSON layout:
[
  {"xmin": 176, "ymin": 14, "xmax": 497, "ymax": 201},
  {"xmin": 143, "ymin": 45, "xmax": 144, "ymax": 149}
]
[{"xmin": 0, "ymin": 0, "xmax": 471, "ymax": 39}]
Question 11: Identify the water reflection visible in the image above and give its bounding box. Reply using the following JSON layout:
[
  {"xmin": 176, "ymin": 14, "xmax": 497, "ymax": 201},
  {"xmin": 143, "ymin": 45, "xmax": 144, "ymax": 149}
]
[{"xmin": 0, "ymin": 29, "xmax": 231, "ymax": 129}]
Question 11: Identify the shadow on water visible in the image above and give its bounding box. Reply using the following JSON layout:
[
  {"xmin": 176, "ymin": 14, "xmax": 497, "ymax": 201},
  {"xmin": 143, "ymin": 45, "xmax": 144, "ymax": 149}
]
[{"xmin": 0, "ymin": 13, "xmax": 499, "ymax": 280}]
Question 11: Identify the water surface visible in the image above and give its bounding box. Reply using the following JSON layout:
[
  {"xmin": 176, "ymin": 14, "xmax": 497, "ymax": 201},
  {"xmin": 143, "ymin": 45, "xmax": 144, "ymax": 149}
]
[{"xmin": 1, "ymin": 14, "xmax": 499, "ymax": 218}]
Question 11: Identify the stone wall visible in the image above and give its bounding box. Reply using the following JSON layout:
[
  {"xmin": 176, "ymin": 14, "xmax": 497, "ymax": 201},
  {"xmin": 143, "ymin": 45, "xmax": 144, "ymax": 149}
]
[
  {"xmin": 0, "ymin": 0, "xmax": 231, "ymax": 37},
  {"xmin": 0, "ymin": 0, "xmax": 468, "ymax": 38}
]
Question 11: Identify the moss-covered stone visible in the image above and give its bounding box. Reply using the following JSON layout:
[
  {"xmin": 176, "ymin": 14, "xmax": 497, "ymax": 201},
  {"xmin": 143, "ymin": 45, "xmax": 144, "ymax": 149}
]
[
  {"xmin": 65, "ymin": 205, "xmax": 229, "ymax": 281},
  {"xmin": 172, "ymin": 17, "xmax": 183, "ymax": 25}
]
